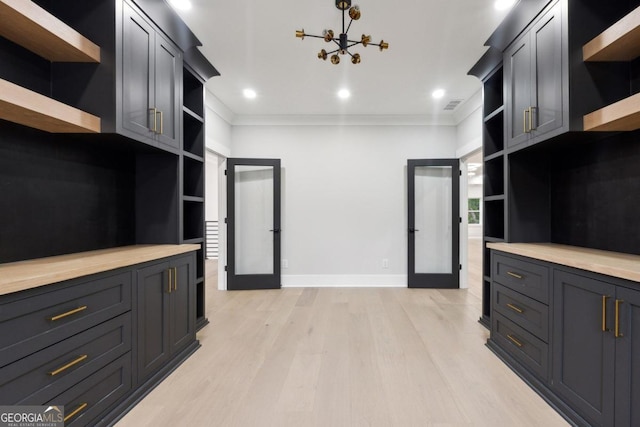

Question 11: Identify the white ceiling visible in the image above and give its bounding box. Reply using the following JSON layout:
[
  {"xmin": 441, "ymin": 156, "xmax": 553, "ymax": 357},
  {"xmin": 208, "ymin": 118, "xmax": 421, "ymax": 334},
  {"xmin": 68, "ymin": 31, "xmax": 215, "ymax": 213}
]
[{"xmin": 173, "ymin": 0, "xmax": 511, "ymax": 122}]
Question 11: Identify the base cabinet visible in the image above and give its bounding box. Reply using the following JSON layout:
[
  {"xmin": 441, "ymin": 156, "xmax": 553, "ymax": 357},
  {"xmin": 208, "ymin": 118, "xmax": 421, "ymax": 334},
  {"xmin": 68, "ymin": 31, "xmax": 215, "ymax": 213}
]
[
  {"xmin": 0, "ymin": 249, "xmax": 198, "ymax": 427},
  {"xmin": 489, "ymin": 249, "xmax": 640, "ymax": 427},
  {"xmin": 136, "ymin": 254, "xmax": 195, "ymax": 383},
  {"xmin": 552, "ymin": 270, "xmax": 616, "ymax": 426}
]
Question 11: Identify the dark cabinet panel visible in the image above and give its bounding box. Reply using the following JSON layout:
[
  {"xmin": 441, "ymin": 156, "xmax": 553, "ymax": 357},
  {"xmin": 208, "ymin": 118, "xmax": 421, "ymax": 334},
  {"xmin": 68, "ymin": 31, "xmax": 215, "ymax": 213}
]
[
  {"xmin": 615, "ymin": 286, "xmax": 640, "ymax": 427},
  {"xmin": 120, "ymin": 1, "xmax": 182, "ymax": 151},
  {"xmin": 552, "ymin": 270, "xmax": 615, "ymax": 426},
  {"xmin": 121, "ymin": 3, "xmax": 154, "ymax": 140},
  {"xmin": 136, "ymin": 253, "xmax": 195, "ymax": 383},
  {"xmin": 505, "ymin": 1, "xmax": 563, "ymax": 150}
]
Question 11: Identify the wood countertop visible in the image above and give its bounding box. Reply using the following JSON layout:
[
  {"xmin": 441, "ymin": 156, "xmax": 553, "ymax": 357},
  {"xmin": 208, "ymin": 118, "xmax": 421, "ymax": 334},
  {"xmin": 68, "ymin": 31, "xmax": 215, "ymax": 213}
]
[
  {"xmin": 487, "ymin": 242, "xmax": 640, "ymax": 283},
  {"xmin": 0, "ymin": 244, "xmax": 200, "ymax": 296}
]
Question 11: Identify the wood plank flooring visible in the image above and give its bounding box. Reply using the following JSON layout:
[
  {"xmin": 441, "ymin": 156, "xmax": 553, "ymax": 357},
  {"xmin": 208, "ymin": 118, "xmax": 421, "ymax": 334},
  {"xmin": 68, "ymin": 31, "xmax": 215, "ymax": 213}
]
[{"xmin": 116, "ymin": 240, "xmax": 568, "ymax": 426}]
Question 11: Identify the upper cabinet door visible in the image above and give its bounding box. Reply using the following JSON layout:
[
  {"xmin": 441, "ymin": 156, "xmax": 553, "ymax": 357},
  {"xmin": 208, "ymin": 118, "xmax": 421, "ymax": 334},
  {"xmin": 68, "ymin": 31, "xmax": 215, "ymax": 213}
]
[
  {"xmin": 120, "ymin": 1, "xmax": 182, "ymax": 151},
  {"xmin": 154, "ymin": 34, "xmax": 182, "ymax": 150},
  {"xmin": 504, "ymin": 0, "xmax": 564, "ymax": 151},
  {"xmin": 530, "ymin": 2, "xmax": 563, "ymax": 139},
  {"xmin": 121, "ymin": 2, "xmax": 155, "ymax": 140},
  {"xmin": 505, "ymin": 35, "xmax": 531, "ymax": 149}
]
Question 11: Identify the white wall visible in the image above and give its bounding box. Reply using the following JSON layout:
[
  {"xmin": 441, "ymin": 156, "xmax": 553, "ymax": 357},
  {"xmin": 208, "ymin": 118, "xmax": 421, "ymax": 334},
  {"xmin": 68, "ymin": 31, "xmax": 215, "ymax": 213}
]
[
  {"xmin": 205, "ymin": 151, "xmax": 219, "ymax": 221},
  {"xmin": 230, "ymin": 124, "xmax": 457, "ymax": 287}
]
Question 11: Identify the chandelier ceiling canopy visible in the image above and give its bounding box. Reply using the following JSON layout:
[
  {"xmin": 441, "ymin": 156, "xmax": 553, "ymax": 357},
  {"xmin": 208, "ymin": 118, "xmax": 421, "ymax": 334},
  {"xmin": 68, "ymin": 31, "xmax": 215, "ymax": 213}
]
[{"xmin": 295, "ymin": 0, "xmax": 389, "ymax": 65}]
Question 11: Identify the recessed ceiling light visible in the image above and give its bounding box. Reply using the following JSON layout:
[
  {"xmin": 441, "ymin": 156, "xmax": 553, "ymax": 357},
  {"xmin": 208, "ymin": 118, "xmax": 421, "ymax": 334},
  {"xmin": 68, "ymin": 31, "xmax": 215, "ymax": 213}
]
[
  {"xmin": 494, "ymin": 0, "xmax": 516, "ymax": 11},
  {"xmin": 243, "ymin": 88, "xmax": 257, "ymax": 99},
  {"xmin": 432, "ymin": 89, "xmax": 446, "ymax": 99},
  {"xmin": 169, "ymin": 0, "xmax": 192, "ymax": 11},
  {"xmin": 338, "ymin": 89, "xmax": 351, "ymax": 99}
]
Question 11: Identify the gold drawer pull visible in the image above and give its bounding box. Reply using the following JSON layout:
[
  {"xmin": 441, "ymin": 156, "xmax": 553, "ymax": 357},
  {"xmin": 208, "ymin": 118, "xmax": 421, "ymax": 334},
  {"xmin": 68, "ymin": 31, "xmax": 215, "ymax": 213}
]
[
  {"xmin": 615, "ymin": 299, "xmax": 624, "ymax": 338},
  {"xmin": 507, "ymin": 334, "xmax": 523, "ymax": 348},
  {"xmin": 602, "ymin": 295, "xmax": 610, "ymax": 332},
  {"xmin": 49, "ymin": 306, "xmax": 88, "ymax": 322},
  {"xmin": 173, "ymin": 267, "xmax": 178, "ymax": 291},
  {"xmin": 48, "ymin": 354, "xmax": 88, "ymax": 376},
  {"xmin": 64, "ymin": 403, "xmax": 88, "ymax": 422},
  {"xmin": 149, "ymin": 107, "xmax": 158, "ymax": 133},
  {"xmin": 507, "ymin": 271, "xmax": 523, "ymax": 279},
  {"xmin": 168, "ymin": 268, "xmax": 172, "ymax": 293},
  {"xmin": 506, "ymin": 303, "xmax": 524, "ymax": 314}
]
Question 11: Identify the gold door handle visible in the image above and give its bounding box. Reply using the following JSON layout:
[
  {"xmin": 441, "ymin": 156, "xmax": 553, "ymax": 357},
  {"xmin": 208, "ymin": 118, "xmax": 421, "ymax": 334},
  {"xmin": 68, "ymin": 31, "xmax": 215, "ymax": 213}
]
[
  {"xmin": 507, "ymin": 334, "xmax": 523, "ymax": 348},
  {"xmin": 507, "ymin": 271, "xmax": 523, "ymax": 279},
  {"xmin": 149, "ymin": 107, "xmax": 158, "ymax": 132},
  {"xmin": 168, "ymin": 268, "xmax": 173, "ymax": 293},
  {"xmin": 172, "ymin": 267, "xmax": 178, "ymax": 291},
  {"xmin": 48, "ymin": 354, "xmax": 88, "ymax": 376},
  {"xmin": 615, "ymin": 299, "xmax": 624, "ymax": 338},
  {"xmin": 64, "ymin": 403, "xmax": 88, "ymax": 422},
  {"xmin": 49, "ymin": 306, "xmax": 88, "ymax": 322},
  {"xmin": 159, "ymin": 110, "xmax": 164, "ymax": 135},
  {"xmin": 506, "ymin": 303, "xmax": 524, "ymax": 314},
  {"xmin": 523, "ymin": 108, "xmax": 529, "ymax": 133},
  {"xmin": 602, "ymin": 295, "xmax": 610, "ymax": 332},
  {"xmin": 529, "ymin": 106, "xmax": 537, "ymax": 130}
]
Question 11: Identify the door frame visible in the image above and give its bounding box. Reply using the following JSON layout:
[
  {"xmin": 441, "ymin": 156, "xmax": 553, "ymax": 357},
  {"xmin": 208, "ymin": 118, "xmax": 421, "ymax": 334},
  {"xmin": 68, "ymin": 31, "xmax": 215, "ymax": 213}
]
[
  {"xmin": 407, "ymin": 158, "xmax": 460, "ymax": 288},
  {"xmin": 226, "ymin": 158, "xmax": 281, "ymax": 290}
]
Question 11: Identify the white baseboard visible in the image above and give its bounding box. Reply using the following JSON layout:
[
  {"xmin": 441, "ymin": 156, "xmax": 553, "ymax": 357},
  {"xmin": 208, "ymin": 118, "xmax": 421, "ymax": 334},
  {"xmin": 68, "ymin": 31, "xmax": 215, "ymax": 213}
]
[{"xmin": 282, "ymin": 275, "xmax": 407, "ymax": 288}]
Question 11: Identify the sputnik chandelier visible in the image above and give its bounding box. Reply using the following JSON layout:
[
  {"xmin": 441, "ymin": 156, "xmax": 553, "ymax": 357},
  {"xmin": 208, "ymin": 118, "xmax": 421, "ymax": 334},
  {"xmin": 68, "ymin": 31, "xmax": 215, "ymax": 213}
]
[{"xmin": 295, "ymin": 0, "xmax": 389, "ymax": 65}]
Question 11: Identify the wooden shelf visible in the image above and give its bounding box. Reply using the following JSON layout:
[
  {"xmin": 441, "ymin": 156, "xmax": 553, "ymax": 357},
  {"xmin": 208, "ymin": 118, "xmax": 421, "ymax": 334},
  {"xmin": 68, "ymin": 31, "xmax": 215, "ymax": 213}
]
[
  {"xmin": 0, "ymin": 78, "xmax": 100, "ymax": 133},
  {"xmin": 583, "ymin": 6, "xmax": 640, "ymax": 62},
  {"xmin": 583, "ymin": 92, "xmax": 640, "ymax": 131},
  {"xmin": 0, "ymin": 0, "xmax": 100, "ymax": 63}
]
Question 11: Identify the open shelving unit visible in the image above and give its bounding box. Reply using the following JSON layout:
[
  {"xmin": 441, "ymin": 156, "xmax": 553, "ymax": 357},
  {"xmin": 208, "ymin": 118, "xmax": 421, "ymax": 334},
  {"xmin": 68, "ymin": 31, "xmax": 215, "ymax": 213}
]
[
  {"xmin": 583, "ymin": 6, "xmax": 640, "ymax": 132},
  {"xmin": 0, "ymin": 0, "xmax": 102, "ymax": 134},
  {"xmin": 181, "ymin": 64, "xmax": 207, "ymax": 330}
]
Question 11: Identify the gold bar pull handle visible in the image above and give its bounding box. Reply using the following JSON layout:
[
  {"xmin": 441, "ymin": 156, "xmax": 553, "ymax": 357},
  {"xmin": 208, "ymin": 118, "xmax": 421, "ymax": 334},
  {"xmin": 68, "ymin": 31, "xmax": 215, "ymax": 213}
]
[
  {"xmin": 507, "ymin": 271, "xmax": 523, "ymax": 279},
  {"xmin": 149, "ymin": 107, "xmax": 158, "ymax": 132},
  {"xmin": 159, "ymin": 110, "xmax": 163, "ymax": 135},
  {"xmin": 49, "ymin": 306, "xmax": 88, "ymax": 322},
  {"xmin": 529, "ymin": 106, "xmax": 537, "ymax": 130},
  {"xmin": 602, "ymin": 295, "xmax": 610, "ymax": 332},
  {"xmin": 507, "ymin": 303, "xmax": 524, "ymax": 314},
  {"xmin": 507, "ymin": 334, "xmax": 523, "ymax": 348},
  {"xmin": 615, "ymin": 299, "xmax": 624, "ymax": 338},
  {"xmin": 48, "ymin": 354, "xmax": 88, "ymax": 376},
  {"xmin": 523, "ymin": 108, "xmax": 529, "ymax": 133},
  {"xmin": 64, "ymin": 403, "xmax": 88, "ymax": 423},
  {"xmin": 172, "ymin": 267, "xmax": 178, "ymax": 291},
  {"xmin": 167, "ymin": 269, "xmax": 172, "ymax": 293}
]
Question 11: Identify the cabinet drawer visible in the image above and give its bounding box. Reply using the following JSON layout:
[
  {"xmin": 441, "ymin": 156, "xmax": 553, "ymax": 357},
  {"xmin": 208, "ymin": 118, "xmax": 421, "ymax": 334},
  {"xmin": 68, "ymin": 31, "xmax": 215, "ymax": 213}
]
[
  {"xmin": 493, "ymin": 282, "xmax": 549, "ymax": 342},
  {"xmin": 492, "ymin": 312, "xmax": 549, "ymax": 380},
  {"xmin": 0, "ymin": 271, "xmax": 132, "ymax": 367},
  {"xmin": 0, "ymin": 313, "xmax": 131, "ymax": 405},
  {"xmin": 47, "ymin": 352, "xmax": 132, "ymax": 427},
  {"xmin": 493, "ymin": 253, "xmax": 549, "ymax": 303}
]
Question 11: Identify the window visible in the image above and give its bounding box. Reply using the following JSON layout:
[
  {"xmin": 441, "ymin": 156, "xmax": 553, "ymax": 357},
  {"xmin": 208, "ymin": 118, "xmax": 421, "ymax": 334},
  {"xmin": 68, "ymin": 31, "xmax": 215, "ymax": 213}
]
[{"xmin": 468, "ymin": 198, "xmax": 480, "ymax": 224}]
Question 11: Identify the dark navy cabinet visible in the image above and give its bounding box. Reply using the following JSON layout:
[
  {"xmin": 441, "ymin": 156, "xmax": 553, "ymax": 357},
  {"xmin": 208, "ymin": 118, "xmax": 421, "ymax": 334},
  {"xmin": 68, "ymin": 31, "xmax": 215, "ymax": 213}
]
[{"xmin": 136, "ymin": 253, "xmax": 195, "ymax": 383}]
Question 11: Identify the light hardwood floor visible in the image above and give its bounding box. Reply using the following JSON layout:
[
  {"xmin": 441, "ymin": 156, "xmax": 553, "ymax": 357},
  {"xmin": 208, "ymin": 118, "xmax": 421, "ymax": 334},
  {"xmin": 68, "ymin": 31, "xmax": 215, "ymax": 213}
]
[{"xmin": 116, "ymin": 239, "xmax": 568, "ymax": 427}]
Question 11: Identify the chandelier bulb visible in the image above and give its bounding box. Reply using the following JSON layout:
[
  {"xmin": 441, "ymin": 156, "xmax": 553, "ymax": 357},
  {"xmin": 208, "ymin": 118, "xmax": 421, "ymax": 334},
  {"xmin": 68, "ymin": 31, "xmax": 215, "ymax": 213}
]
[
  {"xmin": 318, "ymin": 49, "xmax": 328, "ymax": 60},
  {"xmin": 323, "ymin": 29, "xmax": 334, "ymax": 42},
  {"xmin": 361, "ymin": 34, "xmax": 371, "ymax": 47},
  {"xmin": 296, "ymin": 29, "xmax": 305, "ymax": 40},
  {"xmin": 331, "ymin": 54, "xmax": 340, "ymax": 64},
  {"xmin": 349, "ymin": 6, "xmax": 361, "ymax": 20},
  {"xmin": 351, "ymin": 53, "xmax": 361, "ymax": 64},
  {"xmin": 379, "ymin": 40, "xmax": 389, "ymax": 51}
]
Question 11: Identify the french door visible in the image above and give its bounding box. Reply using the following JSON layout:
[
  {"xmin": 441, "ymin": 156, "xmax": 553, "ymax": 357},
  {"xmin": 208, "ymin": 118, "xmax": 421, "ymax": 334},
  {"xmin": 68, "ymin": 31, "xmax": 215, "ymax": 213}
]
[
  {"xmin": 407, "ymin": 159, "xmax": 460, "ymax": 288},
  {"xmin": 226, "ymin": 159, "xmax": 281, "ymax": 290}
]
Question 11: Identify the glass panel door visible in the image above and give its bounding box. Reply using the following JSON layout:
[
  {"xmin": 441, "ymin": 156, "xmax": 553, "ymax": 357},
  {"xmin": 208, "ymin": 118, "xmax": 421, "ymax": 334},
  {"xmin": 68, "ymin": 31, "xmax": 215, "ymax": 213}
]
[
  {"xmin": 408, "ymin": 159, "xmax": 460, "ymax": 288},
  {"xmin": 227, "ymin": 159, "xmax": 281, "ymax": 290}
]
